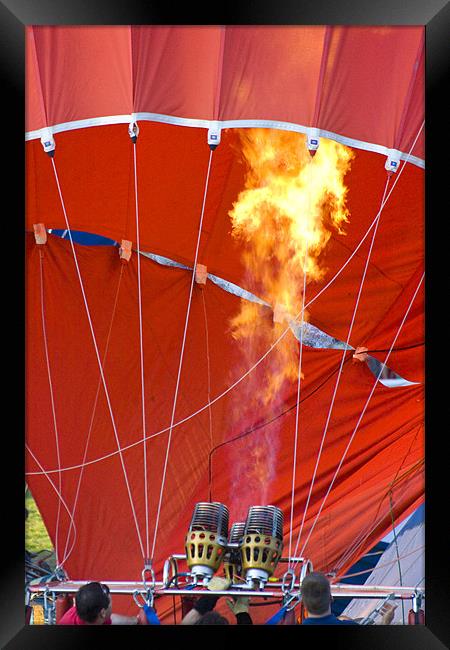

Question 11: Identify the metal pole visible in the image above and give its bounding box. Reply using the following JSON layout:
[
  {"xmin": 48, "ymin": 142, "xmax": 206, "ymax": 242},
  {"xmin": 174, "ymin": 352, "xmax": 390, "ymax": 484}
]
[{"xmin": 27, "ymin": 580, "xmax": 424, "ymax": 601}]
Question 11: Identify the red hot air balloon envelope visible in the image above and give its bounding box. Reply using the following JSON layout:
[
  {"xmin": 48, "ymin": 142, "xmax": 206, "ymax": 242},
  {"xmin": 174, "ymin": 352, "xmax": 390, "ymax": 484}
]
[{"xmin": 25, "ymin": 25, "xmax": 424, "ymax": 623}]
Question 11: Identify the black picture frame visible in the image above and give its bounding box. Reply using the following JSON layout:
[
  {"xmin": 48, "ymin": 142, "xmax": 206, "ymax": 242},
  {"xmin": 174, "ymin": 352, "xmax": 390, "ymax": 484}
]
[{"xmin": 2, "ymin": 1, "xmax": 448, "ymax": 647}]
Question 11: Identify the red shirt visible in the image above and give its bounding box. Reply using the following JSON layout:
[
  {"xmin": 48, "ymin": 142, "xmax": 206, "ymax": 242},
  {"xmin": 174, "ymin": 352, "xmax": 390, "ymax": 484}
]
[{"xmin": 58, "ymin": 605, "xmax": 112, "ymax": 625}]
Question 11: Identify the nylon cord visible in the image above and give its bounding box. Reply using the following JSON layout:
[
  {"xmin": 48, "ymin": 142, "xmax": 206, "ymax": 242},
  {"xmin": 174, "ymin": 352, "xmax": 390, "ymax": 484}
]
[
  {"xmin": 334, "ymin": 434, "xmax": 423, "ymax": 572},
  {"xmin": 50, "ymin": 157, "xmax": 146, "ymax": 559},
  {"xmin": 208, "ymin": 359, "xmax": 352, "ymax": 500},
  {"xmin": 335, "ymin": 544, "xmax": 424, "ymax": 581},
  {"xmin": 150, "ymin": 148, "xmax": 214, "ymax": 560},
  {"xmin": 201, "ymin": 290, "xmax": 215, "ymax": 502},
  {"xmin": 291, "ymin": 175, "xmax": 390, "ymax": 562},
  {"xmin": 133, "ymin": 141, "xmax": 151, "ymax": 560},
  {"xmin": 26, "ymin": 443, "xmax": 78, "ymax": 569},
  {"xmin": 39, "ymin": 248, "xmax": 62, "ymax": 568},
  {"xmin": 287, "ymin": 154, "xmax": 311, "ymax": 567},
  {"xmin": 389, "ymin": 491, "xmax": 406, "ymax": 624},
  {"xmin": 288, "ymin": 268, "xmax": 308, "ymax": 566},
  {"xmin": 291, "ymin": 122, "xmax": 424, "ymax": 567},
  {"xmin": 293, "ymin": 272, "xmax": 424, "ymax": 566},
  {"xmin": 61, "ymin": 265, "xmax": 125, "ymax": 566}
]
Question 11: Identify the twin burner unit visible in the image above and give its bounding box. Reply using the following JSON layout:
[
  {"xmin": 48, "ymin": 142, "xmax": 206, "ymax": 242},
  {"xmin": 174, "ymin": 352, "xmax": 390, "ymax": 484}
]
[{"xmin": 185, "ymin": 502, "xmax": 284, "ymax": 588}]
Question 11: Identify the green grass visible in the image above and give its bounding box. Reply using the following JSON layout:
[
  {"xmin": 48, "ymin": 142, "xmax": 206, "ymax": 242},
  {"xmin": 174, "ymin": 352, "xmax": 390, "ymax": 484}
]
[{"xmin": 25, "ymin": 488, "xmax": 54, "ymax": 554}]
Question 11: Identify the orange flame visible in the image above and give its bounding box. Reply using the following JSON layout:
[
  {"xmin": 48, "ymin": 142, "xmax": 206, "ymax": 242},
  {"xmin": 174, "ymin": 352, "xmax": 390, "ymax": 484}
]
[
  {"xmin": 229, "ymin": 129, "xmax": 354, "ymax": 405},
  {"xmin": 227, "ymin": 129, "xmax": 353, "ymax": 507}
]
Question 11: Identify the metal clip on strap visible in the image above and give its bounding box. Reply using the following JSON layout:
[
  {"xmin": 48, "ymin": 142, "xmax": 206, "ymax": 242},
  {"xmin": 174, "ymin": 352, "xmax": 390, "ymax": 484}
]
[
  {"xmin": 146, "ymin": 589, "xmax": 155, "ymax": 608},
  {"xmin": 133, "ymin": 590, "xmax": 146, "ymax": 609},
  {"xmin": 133, "ymin": 588, "xmax": 155, "ymax": 609},
  {"xmin": 285, "ymin": 592, "xmax": 301, "ymax": 612}
]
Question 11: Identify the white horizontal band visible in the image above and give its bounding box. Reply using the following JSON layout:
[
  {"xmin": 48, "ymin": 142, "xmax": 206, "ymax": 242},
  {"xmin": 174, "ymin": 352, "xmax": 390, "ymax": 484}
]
[{"xmin": 25, "ymin": 113, "xmax": 424, "ymax": 169}]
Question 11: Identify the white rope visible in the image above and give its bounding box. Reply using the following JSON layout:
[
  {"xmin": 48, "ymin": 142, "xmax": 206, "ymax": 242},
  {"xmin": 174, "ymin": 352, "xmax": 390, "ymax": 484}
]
[
  {"xmin": 201, "ymin": 290, "xmax": 214, "ymax": 454},
  {"xmin": 39, "ymin": 249, "xmax": 62, "ymax": 568},
  {"xmin": 60, "ymin": 265, "xmax": 125, "ymax": 566},
  {"xmin": 133, "ymin": 142, "xmax": 150, "ymax": 560},
  {"xmin": 26, "ymin": 443, "xmax": 78, "ymax": 570},
  {"xmin": 288, "ymin": 155, "xmax": 312, "ymax": 566},
  {"xmin": 288, "ymin": 259, "xmax": 308, "ymax": 566},
  {"xmin": 150, "ymin": 148, "xmax": 214, "ymax": 560},
  {"xmin": 291, "ymin": 175, "xmax": 390, "ymax": 561},
  {"xmin": 50, "ymin": 158, "xmax": 146, "ymax": 559},
  {"xmin": 26, "ymin": 126, "xmax": 423, "ymax": 479},
  {"xmin": 293, "ymin": 271, "xmax": 424, "ymax": 566},
  {"xmin": 290, "ymin": 121, "xmax": 424, "ymax": 565}
]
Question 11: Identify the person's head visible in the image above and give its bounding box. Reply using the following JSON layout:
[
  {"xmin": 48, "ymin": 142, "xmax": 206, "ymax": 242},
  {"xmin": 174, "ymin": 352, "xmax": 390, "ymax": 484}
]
[
  {"xmin": 75, "ymin": 582, "xmax": 112, "ymax": 624},
  {"xmin": 301, "ymin": 572, "xmax": 332, "ymax": 616},
  {"xmin": 194, "ymin": 611, "xmax": 229, "ymax": 625}
]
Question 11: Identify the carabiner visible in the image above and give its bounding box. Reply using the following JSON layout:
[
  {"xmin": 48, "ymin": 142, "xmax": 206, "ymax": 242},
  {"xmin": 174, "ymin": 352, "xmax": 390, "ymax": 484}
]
[
  {"xmin": 134, "ymin": 587, "xmax": 155, "ymax": 609},
  {"xmin": 281, "ymin": 568, "xmax": 296, "ymax": 595},
  {"xmin": 133, "ymin": 590, "xmax": 145, "ymax": 609},
  {"xmin": 145, "ymin": 588, "xmax": 155, "ymax": 608},
  {"xmin": 133, "ymin": 589, "xmax": 155, "ymax": 609}
]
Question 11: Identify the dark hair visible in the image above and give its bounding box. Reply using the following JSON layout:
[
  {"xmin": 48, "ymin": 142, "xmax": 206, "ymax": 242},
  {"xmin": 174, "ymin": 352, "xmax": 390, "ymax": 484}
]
[
  {"xmin": 195, "ymin": 611, "xmax": 229, "ymax": 625},
  {"xmin": 301, "ymin": 572, "xmax": 332, "ymax": 615},
  {"xmin": 75, "ymin": 582, "xmax": 110, "ymax": 623}
]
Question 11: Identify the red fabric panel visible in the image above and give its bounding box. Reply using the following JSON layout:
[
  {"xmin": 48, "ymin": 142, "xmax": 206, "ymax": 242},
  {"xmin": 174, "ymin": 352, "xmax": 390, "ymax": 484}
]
[
  {"xmin": 366, "ymin": 265, "xmax": 424, "ymax": 383},
  {"xmin": 217, "ymin": 26, "xmax": 326, "ymax": 124},
  {"xmin": 26, "ymin": 25, "xmax": 424, "ymax": 160},
  {"xmin": 132, "ymin": 26, "xmax": 221, "ymax": 119},
  {"xmin": 317, "ymin": 27, "xmax": 424, "ymax": 152},
  {"xmin": 394, "ymin": 35, "xmax": 425, "ymax": 160},
  {"xmin": 28, "ymin": 26, "xmax": 133, "ymax": 127},
  {"xmin": 26, "ymin": 29, "xmax": 47, "ymax": 132},
  {"xmin": 26, "ymin": 235, "xmax": 423, "ymax": 622}
]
